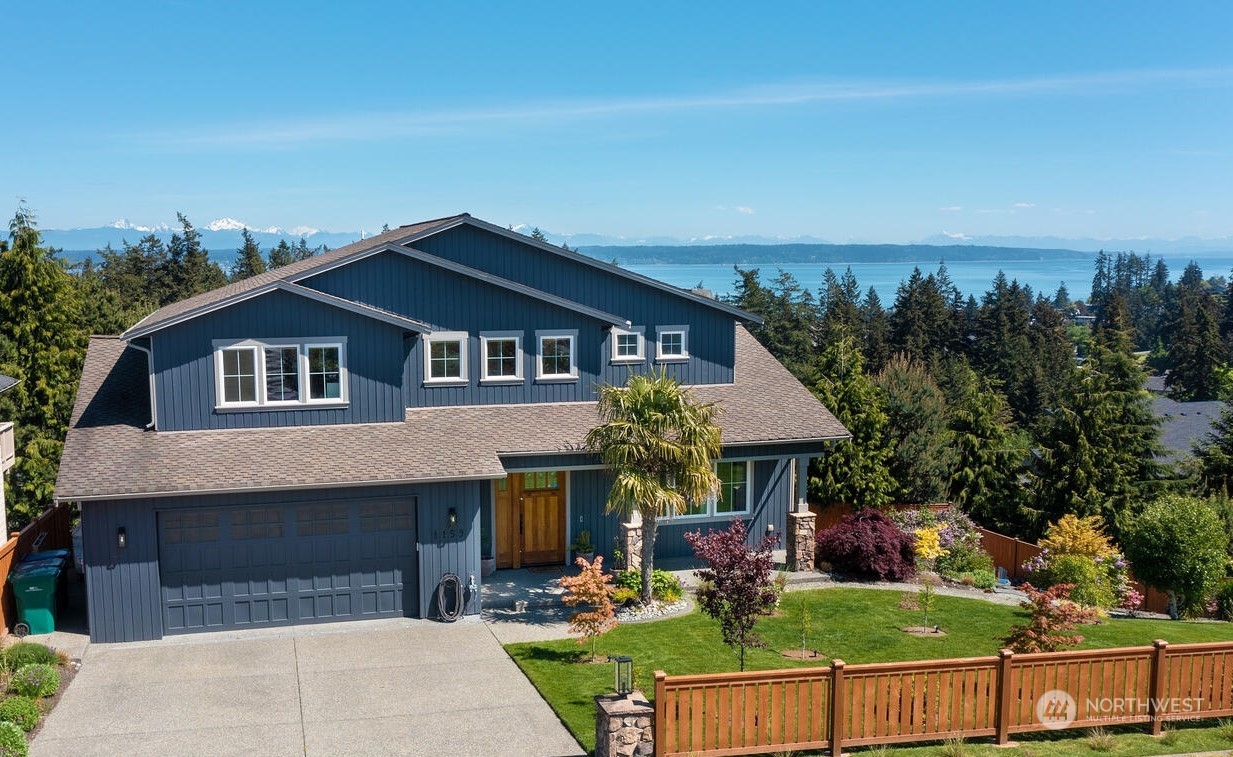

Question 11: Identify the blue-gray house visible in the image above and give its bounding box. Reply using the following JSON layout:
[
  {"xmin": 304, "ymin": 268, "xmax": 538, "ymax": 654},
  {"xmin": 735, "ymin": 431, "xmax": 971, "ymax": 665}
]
[{"xmin": 55, "ymin": 214, "xmax": 847, "ymax": 642}]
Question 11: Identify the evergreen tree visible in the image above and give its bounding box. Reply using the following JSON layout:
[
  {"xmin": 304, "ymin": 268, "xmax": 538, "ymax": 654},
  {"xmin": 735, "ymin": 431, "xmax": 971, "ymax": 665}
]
[
  {"xmin": 0, "ymin": 204, "xmax": 88, "ymax": 526},
  {"xmin": 1052, "ymin": 282, "xmax": 1071, "ymax": 311},
  {"xmin": 859, "ymin": 287, "xmax": 891, "ymax": 373},
  {"xmin": 943, "ymin": 360, "xmax": 1027, "ymax": 534},
  {"xmin": 1194, "ymin": 403, "xmax": 1233, "ymax": 495},
  {"xmin": 971, "ymin": 272, "xmax": 1033, "ymax": 418},
  {"xmin": 1020, "ymin": 299, "xmax": 1076, "ymax": 425},
  {"xmin": 293, "ymin": 237, "xmax": 321, "ymax": 261},
  {"xmin": 888, "ymin": 266, "xmax": 961, "ymax": 369},
  {"xmin": 1031, "ymin": 294, "xmax": 1164, "ymax": 539},
  {"xmin": 1164, "ymin": 262, "xmax": 1226, "ymax": 400},
  {"xmin": 727, "ymin": 267, "xmax": 818, "ymax": 377},
  {"xmin": 808, "ymin": 327, "xmax": 894, "ymax": 508},
  {"xmin": 267, "ymin": 239, "xmax": 295, "ymax": 269},
  {"xmin": 818, "ymin": 267, "xmax": 861, "ymax": 342},
  {"xmin": 530, "ymin": 227, "xmax": 548, "ymax": 243},
  {"xmin": 875, "ymin": 354, "xmax": 955, "ymax": 504},
  {"xmin": 166, "ymin": 213, "xmax": 226, "ymax": 302},
  {"xmin": 230, "ymin": 228, "xmax": 266, "ymax": 281}
]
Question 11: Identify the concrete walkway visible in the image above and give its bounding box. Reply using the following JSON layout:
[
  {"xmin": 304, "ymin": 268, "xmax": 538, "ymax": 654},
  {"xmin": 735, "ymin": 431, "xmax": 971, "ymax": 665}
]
[{"xmin": 32, "ymin": 617, "xmax": 584, "ymax": 757}]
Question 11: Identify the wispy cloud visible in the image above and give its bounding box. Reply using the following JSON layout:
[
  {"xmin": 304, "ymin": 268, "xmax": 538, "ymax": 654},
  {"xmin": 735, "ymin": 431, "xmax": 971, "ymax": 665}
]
[
  {"xmin": 1011, "ymin": 202, "xmax": 1036, "ymax": 209},
  {"xmin": 938, "ymin": 206, "xmax": 963, "ymax": 212},
  {"xmin": 735, "ymin": 206, "xmax": 755, "ymax": 215},
  {"xmin": 135, "ymin": 66, "xmax": 1233, "ymax": 150},
  {"xmin": 941, "ymin": 231, "xmax": 971, "ymax": 240}
]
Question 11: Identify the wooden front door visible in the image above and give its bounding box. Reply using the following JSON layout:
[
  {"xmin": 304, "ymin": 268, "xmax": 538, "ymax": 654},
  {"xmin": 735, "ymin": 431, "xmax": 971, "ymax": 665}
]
[{"xmin": 494, "ymin": 471, "xmax": 566, "ymax": 568}]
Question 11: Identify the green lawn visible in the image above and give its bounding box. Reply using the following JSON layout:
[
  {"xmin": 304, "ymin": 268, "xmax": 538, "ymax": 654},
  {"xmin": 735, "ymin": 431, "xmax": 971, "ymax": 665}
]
[{"xmin": 504, "ymin": 587, "xmax": 1233, "ymax": 754}]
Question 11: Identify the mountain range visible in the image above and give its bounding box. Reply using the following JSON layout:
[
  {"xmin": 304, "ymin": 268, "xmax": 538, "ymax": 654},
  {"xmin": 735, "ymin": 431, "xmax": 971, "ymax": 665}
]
[{"xmin": 39, "ymin": 218, "xmax": 1233, "ymax": 264}]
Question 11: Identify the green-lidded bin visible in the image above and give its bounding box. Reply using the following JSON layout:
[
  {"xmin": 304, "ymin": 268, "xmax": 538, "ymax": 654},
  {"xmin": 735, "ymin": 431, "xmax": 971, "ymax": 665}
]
[{"xmin": 11, "ymin": 563, "xmax": 61, "ymax": 635}]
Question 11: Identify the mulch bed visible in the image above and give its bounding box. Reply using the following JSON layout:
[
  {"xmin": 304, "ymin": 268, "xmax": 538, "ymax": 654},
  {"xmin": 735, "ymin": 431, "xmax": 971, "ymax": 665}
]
[{"xmin": 901, "ymin": 626, "xmax": 948, "ymax": 637}]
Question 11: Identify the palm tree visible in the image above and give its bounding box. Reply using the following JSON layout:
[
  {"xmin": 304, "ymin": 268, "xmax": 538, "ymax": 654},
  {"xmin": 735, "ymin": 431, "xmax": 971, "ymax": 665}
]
[{"xmin": 586, "ymin": 369, "xmax": 722, "ymax": 604}]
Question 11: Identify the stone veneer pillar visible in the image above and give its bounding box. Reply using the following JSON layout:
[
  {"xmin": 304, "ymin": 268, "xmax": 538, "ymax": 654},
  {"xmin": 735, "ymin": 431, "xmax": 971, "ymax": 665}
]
[
  {"xmin": 595, "ymin": 692, "xmax": 654, "ymax": 757},
  {"xmin": 620, "ymin": 520, "xmax": 642, "ymax": 572},
  {"xmin": 786, "ymin": 509, "xmax": 816, "ymax": 571}
]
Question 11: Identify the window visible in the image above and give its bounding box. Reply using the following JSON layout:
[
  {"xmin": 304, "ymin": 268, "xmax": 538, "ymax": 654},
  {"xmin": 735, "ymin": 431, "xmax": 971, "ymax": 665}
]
[
  {"xmin": 656, "ymin": 326, "xmax": 690, "ymax": 361},
  {"xmin": 423, "ymin": 332, "xmax": 469, "ymax": 385},
  {"xmin": 214, "ymin": 339, "xmax": 347, "ymax": 409},
  {"xmin": 537, "ymin": 330, "xmax": 578, "ymax": 380},
  {"xmin": 480, "ymin": 332, "xmax": 523, "ymax": 383},
  {"xmin": 611, "ymin": 327, "xmax": 645, "ymax": 363},
  {"xmin": 220, "ymin": 347, "xmax": 258, "ymax": 404},
  {"xmin": 674, "ymin": 461, "xmax": 750, "ymax": 518},
  {"xmin": 307, "ymin": 345, "xmax": 342, "ymax": 399}
]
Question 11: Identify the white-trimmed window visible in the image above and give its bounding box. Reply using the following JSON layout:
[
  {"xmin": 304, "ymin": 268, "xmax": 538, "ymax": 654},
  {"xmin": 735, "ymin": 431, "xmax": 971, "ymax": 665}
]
[
  {"xmin": 480, "ymin": 331, "xmax": 523, "ymax": 383},
  {"xmin": 610, "ymin": 326, "xmax": 645, "ymax": 363},
  {"xmin": 676, "ymin": 461, "xmax": 750, "ymax": 518},
  {"xmin": 537, "ymin": 330, "xmax": 578, "ymax": 380},
  {"xmin": 214, "ymin": 339, "xmax": 347, "ymax": 409},
  {"xmin": 656, "ymin": 325, "xmax": 690, "ymax": 361},
  {"xmin": 423, "ymin": 332, "xmax": 469, "ymax": 385}
]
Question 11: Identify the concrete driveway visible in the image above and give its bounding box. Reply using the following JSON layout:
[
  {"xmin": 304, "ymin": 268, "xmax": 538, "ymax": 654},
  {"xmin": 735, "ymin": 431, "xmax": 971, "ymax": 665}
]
[{"xmin": 32, "ymin": 617, "xmax": 584, "ymax": 757}]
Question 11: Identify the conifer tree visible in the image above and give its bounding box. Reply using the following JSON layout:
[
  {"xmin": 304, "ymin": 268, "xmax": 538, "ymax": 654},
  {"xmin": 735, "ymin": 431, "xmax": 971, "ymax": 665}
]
[
  {"xmin": 808, "ymin": 328, "xmax": 894, "ymax": 508},
  {"xmin": 875, "ymin": 354, "xmax": 955, "ymax": 503},
  {"xmin": 1164, "ymin": 262, "xmax": 1226, "ymax": 400},
  {"xmin": 230, "ymin": 228, "xmax": 266, "ymax": 281},
  {"xmin": 0, "ymin": 204, "xmax": 88, "ymax": 525},
  {"xmin": 267, "ymin": 239, "xmax": 295, "ymax": 269},
  {"xmin": 860, "ymin": 287, "xmax": 891, "ymax": 373}
]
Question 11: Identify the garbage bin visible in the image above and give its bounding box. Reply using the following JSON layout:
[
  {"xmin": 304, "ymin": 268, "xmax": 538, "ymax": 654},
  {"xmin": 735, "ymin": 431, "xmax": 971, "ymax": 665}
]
[
  {"xmin": 20, "ymin": 549, "xmax": 70, "ymax": 569},
  {"xmin": 10, "ymin": 563, "xmax": 62, "ymax": 635}
]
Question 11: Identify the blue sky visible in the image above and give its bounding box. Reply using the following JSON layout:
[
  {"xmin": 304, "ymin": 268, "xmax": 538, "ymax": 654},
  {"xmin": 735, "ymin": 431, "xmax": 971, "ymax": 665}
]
[{"xmin": 5, "ymin": 2, "xmax": 1232, "ymax": 242}]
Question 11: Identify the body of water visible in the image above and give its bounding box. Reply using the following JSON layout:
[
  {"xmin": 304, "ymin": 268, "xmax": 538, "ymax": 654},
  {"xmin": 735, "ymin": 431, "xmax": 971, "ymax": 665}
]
[{"xmin": 626, "ymin": 252, "xmax": 1233, "ymax": 304}]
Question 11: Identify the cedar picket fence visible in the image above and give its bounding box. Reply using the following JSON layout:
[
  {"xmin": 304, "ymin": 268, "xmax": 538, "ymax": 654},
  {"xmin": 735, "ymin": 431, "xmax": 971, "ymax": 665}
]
[
  {"xmin": 0, "ymin": 502, "xmax": 74, "ymax": 634},
  {"xmin": 654, "ymin": 640, "xmax": 1233, "ymax": 756}
]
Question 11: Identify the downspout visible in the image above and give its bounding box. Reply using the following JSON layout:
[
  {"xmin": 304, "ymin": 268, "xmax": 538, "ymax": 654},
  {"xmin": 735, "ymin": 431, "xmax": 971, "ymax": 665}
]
[{"xmin": 127, "ymin": 340, "xmax": 158, "ymax": 430}]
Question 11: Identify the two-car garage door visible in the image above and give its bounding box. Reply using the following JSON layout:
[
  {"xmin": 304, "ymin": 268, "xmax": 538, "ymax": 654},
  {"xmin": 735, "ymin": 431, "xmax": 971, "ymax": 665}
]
[{"xmin": 158, "ymin": 499, "xmax": 416, "ymax": 634}]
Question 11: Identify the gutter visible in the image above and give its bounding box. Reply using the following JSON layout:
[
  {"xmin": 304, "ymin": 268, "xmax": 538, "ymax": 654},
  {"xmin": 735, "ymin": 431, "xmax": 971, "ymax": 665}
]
[{"xmin": 126, "ymin": 340, "xmax": 158, "ymax": 430}]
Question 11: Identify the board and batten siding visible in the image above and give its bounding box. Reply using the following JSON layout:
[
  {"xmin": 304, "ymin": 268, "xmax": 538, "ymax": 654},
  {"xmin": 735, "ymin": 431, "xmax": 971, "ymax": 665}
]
[
  {"xmin": 150, "ymin": 289, "xmax": 409, "ymax": 431},
  {"xmin": 301, "ymin": 249, "xmax": 735, "ymax": 405},
  {"xmin": 81, "ymin": 482, "xmax": 481, "ymax": 642}
]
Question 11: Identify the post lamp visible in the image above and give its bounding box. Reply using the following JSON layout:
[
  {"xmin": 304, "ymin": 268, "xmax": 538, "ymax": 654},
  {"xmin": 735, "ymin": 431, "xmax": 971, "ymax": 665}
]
[{"xmin": 611, "ymin": 655, "xmax": 634, "ymax": 695}]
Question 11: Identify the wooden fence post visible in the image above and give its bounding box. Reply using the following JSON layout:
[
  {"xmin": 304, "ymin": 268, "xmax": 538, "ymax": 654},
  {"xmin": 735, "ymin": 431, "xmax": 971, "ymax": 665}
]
[
  {"xmin": 829, "ymin": 659, "xmax": 845, "ymax": 756},
  {"xmin": 995, "ymin": 648, "xmax": 1014, "ymax": 745},
  {"xmin": 654, "ymin": 670, "xmax": 667, "ymax": 754},
  {"xmin": 1147, "ymin": 640, "xmax": 1168, "ymax": 736}
]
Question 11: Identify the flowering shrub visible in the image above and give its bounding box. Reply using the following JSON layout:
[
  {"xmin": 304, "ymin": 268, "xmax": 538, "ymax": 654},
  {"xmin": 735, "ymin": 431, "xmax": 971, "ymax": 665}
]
[
  {"xmin": 913, "ymin": 526, "xmax": 948, "ymax": 563},
  {"xmin": 890, "ymin": 506, "xmax": 992, "ymax": 578},
  {"xmin": 1021, "ymin": 516, "xmax": 1134, "ymax": 611},
  {"xmin": 816, "ymin": 508, "xmax": 916, "ymax": 581},
  {"xmin": 7, "ymin": 665, "xmax": 57, "ymax": 699}
]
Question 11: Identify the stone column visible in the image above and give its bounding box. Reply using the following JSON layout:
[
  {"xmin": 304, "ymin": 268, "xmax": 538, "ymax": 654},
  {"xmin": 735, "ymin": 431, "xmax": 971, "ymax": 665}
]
[
  {"xmin": 620, "ymin": 512, "xmax": 642, "ymax": 573},
  {"xmin": 595, "ymin": 692, "xmax": 654, "ymax": 757},
  {"xmin": 786, "ymin": 510, "xmax": 816, "ymax": 572}
]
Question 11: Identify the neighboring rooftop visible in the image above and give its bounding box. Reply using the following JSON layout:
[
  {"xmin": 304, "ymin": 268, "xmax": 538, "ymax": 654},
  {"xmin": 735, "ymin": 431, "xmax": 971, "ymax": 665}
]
[
  {"xmin": 1153, "ymin": 396, "xmax": 1225, "ymax": 461},
  {"xmin": 56, "ymin": 326, "xmax": 848, "ymax": 501},
  {"xmin": 0, "ymin": 374, "xmax": 17, "ymax": 394}
]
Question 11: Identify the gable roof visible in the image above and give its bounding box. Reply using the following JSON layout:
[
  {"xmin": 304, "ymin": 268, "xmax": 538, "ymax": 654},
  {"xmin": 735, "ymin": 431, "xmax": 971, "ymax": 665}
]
[
  {"xmin": 0, "ymin": 374, "xmax": 17, "ymax": 394},
  {"xmin": 121, "ymin": 213, "xmax": 756, "ymax": 340},
  {"xmin": 56, "ymin": 326, "xmax": 848, "ymax": 501}
]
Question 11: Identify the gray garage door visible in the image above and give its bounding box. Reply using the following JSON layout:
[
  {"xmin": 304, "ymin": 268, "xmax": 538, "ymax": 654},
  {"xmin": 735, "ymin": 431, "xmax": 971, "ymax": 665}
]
[{"xmin": 158, "ymin": 499, "xmax": 417, "ymax": 634}]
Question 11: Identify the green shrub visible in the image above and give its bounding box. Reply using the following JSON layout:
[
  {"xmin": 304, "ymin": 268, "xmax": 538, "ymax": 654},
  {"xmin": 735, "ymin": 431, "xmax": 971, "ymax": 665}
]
[
  {"xmin": 1124, "ymin": 495, "xmax": 1228, "ymax": 618},
  {"xmin": 937, "ymin": 546, "xmax": 994, "ymax": 577},
  {"xmin": 1039, "ymin": 554, "xmax": 1116, "ymax": 609},
  {"xmin": 613, "ymin": 569, "xmax": 683, "ymax": 602},
  {"xmin": 0, "ymin": 644, "xmax": 56, "ymax": 671},
  {"xmin": 0, "ymin": 698, "xmax": 39, "ymax": 733},
  {"xmin": 0, "ymin": 721, "xmax": 26, "ymax": 757},
  {"xmin": 8, "ymin": 665, "xmax": 58, "ymax": 699},
  {"xmin": 1214, "ymin": 579, "xmax": 1233, "ymax": 622},
  {"xmin": 960, "ymin": 569, "xmax": 998, "ymax": 590}
]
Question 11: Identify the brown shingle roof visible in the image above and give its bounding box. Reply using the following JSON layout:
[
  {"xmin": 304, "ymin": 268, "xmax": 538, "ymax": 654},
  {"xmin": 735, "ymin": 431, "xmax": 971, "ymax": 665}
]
[{"xmin": 56, "ymin": 327, "xmax": 847, "ymax": 502}]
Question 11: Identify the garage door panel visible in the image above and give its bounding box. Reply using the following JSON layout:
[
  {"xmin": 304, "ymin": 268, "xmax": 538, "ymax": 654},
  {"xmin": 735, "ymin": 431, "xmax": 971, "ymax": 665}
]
[{"xmin": 159, "ymin": 499, "xmax": 416, "ymax": 634}]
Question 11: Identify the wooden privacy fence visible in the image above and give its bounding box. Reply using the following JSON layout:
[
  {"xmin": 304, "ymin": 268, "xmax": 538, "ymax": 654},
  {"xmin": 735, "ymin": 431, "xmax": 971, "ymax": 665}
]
[
  {"xmin": 0, "ymin": 502, "xmax": 74, "ymax": 634},
  {"xmin": 977, "ymin": 527, "xmax": 1172, "ymax": 615},
  {"xmin": 654, "ymin": 640, "xmax": 1233, "ymax": 756}
]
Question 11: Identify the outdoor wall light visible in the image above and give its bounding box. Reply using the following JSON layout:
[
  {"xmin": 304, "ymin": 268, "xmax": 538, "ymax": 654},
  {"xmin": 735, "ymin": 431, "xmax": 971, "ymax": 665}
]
[
  {"xmin": 447, "ymin": 507, "xmax": 458, "ymax": 528},
  {"xmin": 611, "ymin": 655, "xmax": 634, "ymax": 695},
  {"xmin": 766, "ymin": 523, "xmax": 775, "ymax": 534},
  {"xmin": 116, "ymin": 527, "xmax": 127, "ymax": 549}
]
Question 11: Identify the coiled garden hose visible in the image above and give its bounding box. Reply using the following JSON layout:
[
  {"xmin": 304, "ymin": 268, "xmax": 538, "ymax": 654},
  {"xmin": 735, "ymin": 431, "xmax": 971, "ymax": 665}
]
[{"xmin": 437, "ymin": 573, "xmax": 465, "ymax": 622}]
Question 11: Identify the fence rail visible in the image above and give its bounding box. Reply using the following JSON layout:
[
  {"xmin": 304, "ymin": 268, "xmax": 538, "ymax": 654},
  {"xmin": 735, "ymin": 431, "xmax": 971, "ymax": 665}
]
[{"xmin": 655, "ymin": 640, "xmax": 1233, "ymax": 756}]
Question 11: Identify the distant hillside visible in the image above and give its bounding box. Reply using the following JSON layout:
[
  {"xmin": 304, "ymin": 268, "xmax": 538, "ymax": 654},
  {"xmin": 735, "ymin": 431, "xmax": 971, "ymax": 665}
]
[{"xmin": 575, "ymin": 242, "xmax": 1093, "ymax": 266}]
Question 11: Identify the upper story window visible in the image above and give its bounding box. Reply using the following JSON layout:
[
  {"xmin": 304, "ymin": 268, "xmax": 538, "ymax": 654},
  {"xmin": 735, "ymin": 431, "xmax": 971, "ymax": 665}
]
[
  {"xmin": 480, "ymin": 331, "xmax": 523, "ymax": 383},
  {"xmin": 610, "ymin": 327, "xmax": 645, "ymax": 363},
  {"xmin": 656, "ymin": 325, "xmax": 690, "ymax": 362},
  {"xmin": 423, "ymin": 332, "xmax": 469, "ymax": 385},
  {"xmin": 536, "ymin": 330, "xmax": 578, "ymax": 381},
  {"xmin": 676, "ymin": 461, "xmax": 750, "ymax": 518},
  {"xmin": 214, "ymin": 339, "xmax": 347, "ymax": 410}
]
